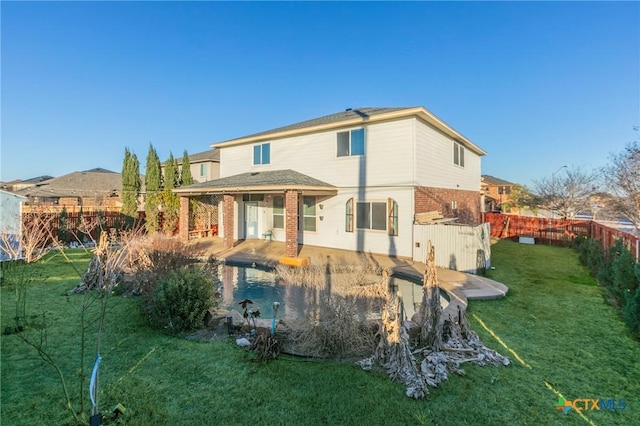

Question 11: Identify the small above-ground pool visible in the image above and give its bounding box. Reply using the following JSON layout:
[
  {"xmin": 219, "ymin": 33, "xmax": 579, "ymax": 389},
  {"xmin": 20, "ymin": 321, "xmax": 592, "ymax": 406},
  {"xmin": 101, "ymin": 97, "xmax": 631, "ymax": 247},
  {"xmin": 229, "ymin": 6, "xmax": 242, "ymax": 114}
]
[{"xmin": 217, "ymin": 264, "xmax": 448, "ymax": 321}]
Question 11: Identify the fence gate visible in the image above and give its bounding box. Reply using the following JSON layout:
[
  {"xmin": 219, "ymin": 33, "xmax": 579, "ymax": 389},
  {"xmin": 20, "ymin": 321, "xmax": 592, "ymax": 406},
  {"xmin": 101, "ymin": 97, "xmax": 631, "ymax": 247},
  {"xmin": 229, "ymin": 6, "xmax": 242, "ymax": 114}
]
[{"xmin": 413, "ymin": 222, "xmax": 491, "ymax": 274}]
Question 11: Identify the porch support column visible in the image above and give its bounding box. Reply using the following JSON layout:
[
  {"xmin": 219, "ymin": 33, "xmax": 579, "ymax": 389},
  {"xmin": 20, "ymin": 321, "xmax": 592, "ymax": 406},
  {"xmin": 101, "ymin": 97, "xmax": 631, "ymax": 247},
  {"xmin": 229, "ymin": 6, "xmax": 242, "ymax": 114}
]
[
  {"xmin": 285, "ymin": 190, "xmax": 299, "ymax": 257},
  {"xmin": 223, "ymin": 194, "xmax": 235, "ymax": 250},
  {"xmin": 178, "ymin": 196, "xmax": 189, "ymax": 241}
]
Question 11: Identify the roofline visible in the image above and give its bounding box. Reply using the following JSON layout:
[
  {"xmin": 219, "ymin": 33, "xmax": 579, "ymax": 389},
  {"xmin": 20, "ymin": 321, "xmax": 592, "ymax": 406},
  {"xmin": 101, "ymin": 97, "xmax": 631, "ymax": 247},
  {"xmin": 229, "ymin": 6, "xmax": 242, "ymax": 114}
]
[
  {"xmin": 212, "ymin": 107, "xmax": 487, "ymax": 156},
  {"xmin": 173, "ymin": 184, "xmax": 337, "ymax": 196}
]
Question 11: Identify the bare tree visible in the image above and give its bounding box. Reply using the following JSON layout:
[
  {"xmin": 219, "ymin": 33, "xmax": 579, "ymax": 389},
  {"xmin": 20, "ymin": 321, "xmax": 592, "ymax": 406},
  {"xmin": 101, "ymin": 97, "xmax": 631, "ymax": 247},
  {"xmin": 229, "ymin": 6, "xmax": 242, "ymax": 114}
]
[
  {"xmin": 602, "ymin": 140, "xmax": 640, "ymax": 232},
  {"xmin": 533, "ymin": 166, "xmax": 598, "ymax": 219}
]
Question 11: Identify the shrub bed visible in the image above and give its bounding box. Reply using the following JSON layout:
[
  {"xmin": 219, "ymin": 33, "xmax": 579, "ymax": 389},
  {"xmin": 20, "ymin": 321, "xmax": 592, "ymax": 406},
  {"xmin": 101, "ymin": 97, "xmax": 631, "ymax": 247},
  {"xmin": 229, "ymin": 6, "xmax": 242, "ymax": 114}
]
[{"xmin": 575, "ymin": 236, "xmax": 640, "ymax": 337}]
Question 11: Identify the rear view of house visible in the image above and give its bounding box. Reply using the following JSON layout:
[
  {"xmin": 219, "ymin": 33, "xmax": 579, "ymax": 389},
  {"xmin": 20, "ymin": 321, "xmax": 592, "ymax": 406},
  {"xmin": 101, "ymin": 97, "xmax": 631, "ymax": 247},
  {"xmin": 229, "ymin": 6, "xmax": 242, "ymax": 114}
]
[{"xmin": 175, "ymin": 106, "xmax": 487, "ymax": 258}]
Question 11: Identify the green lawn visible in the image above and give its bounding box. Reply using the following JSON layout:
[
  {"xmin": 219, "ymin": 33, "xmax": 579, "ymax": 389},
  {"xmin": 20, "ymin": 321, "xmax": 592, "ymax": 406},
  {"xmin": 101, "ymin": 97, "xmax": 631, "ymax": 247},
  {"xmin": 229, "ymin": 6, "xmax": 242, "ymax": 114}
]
[{"xmin": 1, "ymin": 242, "xmax": 638, "ymax": 425}]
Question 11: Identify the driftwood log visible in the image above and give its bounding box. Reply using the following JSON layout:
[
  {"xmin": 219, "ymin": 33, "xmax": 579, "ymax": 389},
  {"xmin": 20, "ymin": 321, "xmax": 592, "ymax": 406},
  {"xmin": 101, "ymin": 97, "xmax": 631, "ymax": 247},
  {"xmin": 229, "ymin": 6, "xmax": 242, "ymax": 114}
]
[
  {"xmin": 357, "ymin": 241, "xmax": 509, "ymax": 399},
  {"xmin": 70, "ymin": 233, "xmax": 120, "ymax": 294}
]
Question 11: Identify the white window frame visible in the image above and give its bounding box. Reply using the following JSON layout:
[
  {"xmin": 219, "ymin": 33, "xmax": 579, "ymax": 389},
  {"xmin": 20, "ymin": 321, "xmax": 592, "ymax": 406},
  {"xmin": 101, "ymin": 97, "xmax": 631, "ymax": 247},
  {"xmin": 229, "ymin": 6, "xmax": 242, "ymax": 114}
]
[
  {"xmin": 352, "ymin": 198, "xmax": 398, "ymax": 235},
  {"xmin": 273, "ymin": 196, "xmax": 284, "ymax": 229},
  {"xmin": 301, "ymin": 196, "xmax": 316, "ymax": 232},
  {"xmin": 337, "ymin": 128, "xmax": 365, "ymax": 157},
  {"xmin": 454, "ymin": 142, "xmax": 465, "ymax": 167},
  {"xmin": 253, "ymin": 143, "xmax": 271, "ymax": 165}
]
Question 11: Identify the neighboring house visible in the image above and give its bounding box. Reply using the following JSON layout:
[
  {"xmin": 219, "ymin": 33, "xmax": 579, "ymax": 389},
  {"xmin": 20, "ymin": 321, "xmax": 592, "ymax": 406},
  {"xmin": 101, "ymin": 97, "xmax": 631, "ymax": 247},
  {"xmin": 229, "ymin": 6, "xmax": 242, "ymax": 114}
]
[
  {"xmin": 0, "ymin": 190, "xmax": 27, "ymax": 261},
  {"xmin": 174, "ymin": 107, "xmax": 487, "ymax": 258},
  {"xmin": 177, "ymin": 149, "xmax": 221, "ymax": 183},
  {"xmin": 1, "ymin": 175, "xmax": 54, "ymax": 193},
  {"xmin": 15, "ymin": 168, "xmax": 122, "ymax": 211},
  {"xmin": 481, "ymin": 175, "xmax": 516, "ymax": 212}
]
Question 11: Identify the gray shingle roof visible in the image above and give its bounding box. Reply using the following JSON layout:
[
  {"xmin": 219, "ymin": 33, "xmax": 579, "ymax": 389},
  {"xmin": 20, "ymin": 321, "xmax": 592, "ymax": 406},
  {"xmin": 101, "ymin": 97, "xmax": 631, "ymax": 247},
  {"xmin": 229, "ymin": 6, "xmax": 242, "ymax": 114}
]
[
  {"xmin": 175, "ymin": 169, "xmax": 336, "ymax": 194},
  {"xmin": 175, "ymin": 149, "xmax": 220, "ymax": 164},
  {"xmin": 220, "ymin": 107, "xmax": 417, "ymax": 143},
  {"xmin": 15, "ymin": 169, "xmax": 122, "ymax": 198},
  {"xmin": 481, "ymin": 175, "xmax": 516, "ymax": 186}
]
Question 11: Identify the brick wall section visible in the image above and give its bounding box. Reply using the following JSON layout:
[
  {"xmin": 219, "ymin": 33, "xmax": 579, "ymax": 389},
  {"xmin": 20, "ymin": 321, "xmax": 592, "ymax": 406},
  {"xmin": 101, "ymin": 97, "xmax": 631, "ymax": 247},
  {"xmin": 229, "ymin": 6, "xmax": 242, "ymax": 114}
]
[
  {"xmin": 179, "ymin": 196, "xmax": 189, "ymax": 240},
  {"xmin": 414, "ymin": 186, "xmax": 481, "ymax": 224},
  {"xmin": 285, "ymin": 190, "xmax": 299, "ymax": 257},
  {"xmin": 223, "ymin": 194, "xmax": 235, "ymax": 249}
]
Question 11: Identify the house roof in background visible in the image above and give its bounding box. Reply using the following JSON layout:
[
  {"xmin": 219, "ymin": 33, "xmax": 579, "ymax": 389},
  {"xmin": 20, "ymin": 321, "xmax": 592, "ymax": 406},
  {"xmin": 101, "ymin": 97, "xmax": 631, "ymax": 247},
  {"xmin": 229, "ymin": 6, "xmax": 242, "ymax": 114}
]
[
  {"xmin": 173, "ymin": 169, "xmax": 337, "ymax": 196},
  {"xmin": 482, "ymin": 175, "xmax": 516, "ymax": 186},
  {"xmin": 175, "ymin": 149, "xmax": 220, "ymax": 165},
  {"xmin": 1, "ymin": 175, "xmax": 54, "ymax": 190},
  {"xmin": 14, "ymin": 168, "xmax": 122, "ymax": 198},
  {"xmin": 213, "ymin": 106, "xmax": 487, "ymax": 156}
]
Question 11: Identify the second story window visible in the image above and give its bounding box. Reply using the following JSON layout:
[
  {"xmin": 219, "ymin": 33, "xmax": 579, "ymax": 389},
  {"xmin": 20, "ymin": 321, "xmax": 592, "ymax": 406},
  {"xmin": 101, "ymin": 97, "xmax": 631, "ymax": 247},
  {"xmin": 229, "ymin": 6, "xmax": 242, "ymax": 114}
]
[
  {"xmin": 453, "ymin": 142, "xmax": 465, "ymax": 167},
  {"xmin": 253, "ymin": 143, "xmax": 270, "ymax": 165},
  {"xmin": 200, "ymin": 163, "xmax": 208, "ymax": 177},
  {"xmin": 337, "ymin": 128, "xmax": 365, "ymax": 157}
]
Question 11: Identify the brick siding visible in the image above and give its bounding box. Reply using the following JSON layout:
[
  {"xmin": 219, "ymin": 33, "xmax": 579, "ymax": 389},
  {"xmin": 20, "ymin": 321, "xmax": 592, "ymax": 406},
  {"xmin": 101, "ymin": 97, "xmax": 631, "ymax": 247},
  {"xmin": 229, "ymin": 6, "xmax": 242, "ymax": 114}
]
[
  {"xmin": 223, "ymin": 194, "xmax": 235, "ymax": 249},
  {"xmin": 285, "ymin": 190, "xmax": 299, "ymax": 257},
  {"xmin": 179, "ymin": 196, "xmax": 189, "ymax": 240},
  {"xmin": 414, "ymin": 186, "xmax": 481, "ymax": 224}
]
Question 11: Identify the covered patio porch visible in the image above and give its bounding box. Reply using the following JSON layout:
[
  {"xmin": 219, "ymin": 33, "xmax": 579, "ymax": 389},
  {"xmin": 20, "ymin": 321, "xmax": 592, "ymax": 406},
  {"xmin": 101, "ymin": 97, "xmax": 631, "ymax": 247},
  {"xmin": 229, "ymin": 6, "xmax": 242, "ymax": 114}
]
[{"xmin": 173, "ymin": 169, "xmax": 337, "ymax": 257}]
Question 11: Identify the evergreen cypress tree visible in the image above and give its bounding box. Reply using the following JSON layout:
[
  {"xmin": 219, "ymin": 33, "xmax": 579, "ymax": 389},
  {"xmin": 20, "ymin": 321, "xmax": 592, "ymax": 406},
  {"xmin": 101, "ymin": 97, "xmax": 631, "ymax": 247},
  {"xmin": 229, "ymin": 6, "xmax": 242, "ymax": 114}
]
[
  {"xmin": 121, "ymin": 148, "xmax": 141, "ymax": 218},
  {"xmin": 160, "ymin": 152, "xmax": 180, "ymax": 234},
  {"xmin": 180, "ymin": 150, "xmax": 193, "ymax": 186},
  {"xmin": 164, "ymin": 152, "xmax": 177, "ymax": 190},
  {"xmin": 145, "ymin": 144, "xmax": 162, "ymax": 233}
]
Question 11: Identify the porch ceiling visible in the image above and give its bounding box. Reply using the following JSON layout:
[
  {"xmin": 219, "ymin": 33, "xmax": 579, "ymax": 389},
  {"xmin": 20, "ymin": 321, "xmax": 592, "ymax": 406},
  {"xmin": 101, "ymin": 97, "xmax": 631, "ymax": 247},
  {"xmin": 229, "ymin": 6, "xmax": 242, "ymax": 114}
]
[{"xmin": 172, "ymin": 169, "xmax": 338, "ymax": 197}]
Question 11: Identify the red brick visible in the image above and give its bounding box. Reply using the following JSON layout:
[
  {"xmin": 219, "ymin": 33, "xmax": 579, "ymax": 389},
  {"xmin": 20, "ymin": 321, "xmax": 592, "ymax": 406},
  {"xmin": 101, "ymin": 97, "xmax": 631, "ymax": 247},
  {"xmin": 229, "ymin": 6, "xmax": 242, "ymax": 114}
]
[
  {"xmin": 285, "ymin": 191, "xmax": 298, "ymax": 257},
  {"xmin": 223, "ymin": 194, "xmax": 235, "ymax": 249},
  {"xmin": 414, "ymin": 186, "xmax": 481, "ymax": 224}
]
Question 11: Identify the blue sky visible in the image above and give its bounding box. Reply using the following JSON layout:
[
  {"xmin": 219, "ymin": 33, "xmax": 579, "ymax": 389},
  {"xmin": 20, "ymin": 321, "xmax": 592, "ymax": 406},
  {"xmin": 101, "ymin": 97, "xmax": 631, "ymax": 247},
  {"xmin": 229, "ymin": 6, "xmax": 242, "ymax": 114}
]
[{"xmin": 2, "ymin": 1, "xmax": 638, "ymax": 187}]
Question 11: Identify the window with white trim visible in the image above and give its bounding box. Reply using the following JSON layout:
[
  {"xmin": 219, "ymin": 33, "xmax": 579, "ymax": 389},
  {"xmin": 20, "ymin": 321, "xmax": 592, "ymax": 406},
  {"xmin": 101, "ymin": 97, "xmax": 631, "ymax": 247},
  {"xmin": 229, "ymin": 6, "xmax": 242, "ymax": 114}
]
[
  {"xmin": 337, "ymin": 128, "xmax": 365, "ymax": 157},
  {"xmin": 345, "ymin": 198, "xmax": 354, "ymax": 232},
  {"xmin": 354, "ymin": 198, "xmax": 398, "ymax": 235},
  {"xmin": 273, "ymin": 196, "xmax": 284, "ymax": 229},
  {"xmin": 453, "ymin": 142, "xmax": 465, "ymax": 167},
  {"xmin": 253, "ymin": 143, "xmax": 271, "ymax": 165},
  {"xmin": 302, "ymin": 196, "xmax": 316, "ymax": 232},
  {"xmin": 200, "ymin": 163, "xmax": 208, "ymax": 177}
]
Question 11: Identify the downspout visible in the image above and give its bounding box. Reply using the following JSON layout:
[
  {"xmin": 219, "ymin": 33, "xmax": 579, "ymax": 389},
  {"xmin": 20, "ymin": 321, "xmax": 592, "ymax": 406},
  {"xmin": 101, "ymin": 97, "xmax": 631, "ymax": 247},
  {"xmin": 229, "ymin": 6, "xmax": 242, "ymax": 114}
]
[{"xmin": 411, "ymin": 118, "xmax": 417, "ymax": 261}]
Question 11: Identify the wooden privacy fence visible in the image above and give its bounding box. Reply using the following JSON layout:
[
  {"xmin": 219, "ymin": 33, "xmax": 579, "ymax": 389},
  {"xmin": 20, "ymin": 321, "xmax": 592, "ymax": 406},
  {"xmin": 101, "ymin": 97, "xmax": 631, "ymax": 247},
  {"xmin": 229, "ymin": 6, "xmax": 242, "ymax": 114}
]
[
  {"xmin": 25, "ymin": 211, "xmax": 146, "ymax": 244},
  {"xmin": 484, "ymin": 212, "xmax": 639, "ymax": 260},
  {"xmin": 590, "ymin": 220, "xmax": 639, "ymax": 262},
  {"xmin": 483, "ymin": 212, "xmax": 590, "ymax": 246}
]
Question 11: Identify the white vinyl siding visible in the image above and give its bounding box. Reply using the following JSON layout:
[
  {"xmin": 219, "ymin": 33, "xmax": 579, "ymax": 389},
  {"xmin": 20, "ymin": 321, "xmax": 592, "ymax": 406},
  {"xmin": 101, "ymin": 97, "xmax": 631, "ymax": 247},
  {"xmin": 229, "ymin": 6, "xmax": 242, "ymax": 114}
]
[
  {"xmin": 219, "ymin": 118, "xmax": 415, "ymax": 189},
  {"xmin": 414, "ymin": 119, "xmax": 481, "ymax": 191}
]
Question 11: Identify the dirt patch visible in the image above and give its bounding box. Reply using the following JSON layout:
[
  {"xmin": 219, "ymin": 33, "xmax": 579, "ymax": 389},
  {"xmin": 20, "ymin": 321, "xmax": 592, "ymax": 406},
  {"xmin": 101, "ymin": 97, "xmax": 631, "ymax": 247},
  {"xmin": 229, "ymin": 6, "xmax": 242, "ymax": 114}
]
[{"xmin": 185, "ymin": 323, "xmax": 231, "ymax": 343}]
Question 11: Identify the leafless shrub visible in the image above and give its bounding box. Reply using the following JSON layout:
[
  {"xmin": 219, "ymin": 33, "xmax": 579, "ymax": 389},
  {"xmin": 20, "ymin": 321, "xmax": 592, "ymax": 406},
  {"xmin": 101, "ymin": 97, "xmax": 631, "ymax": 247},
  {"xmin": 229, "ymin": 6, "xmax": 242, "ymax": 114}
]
[
  {"xmin": 277, "ymin": 257, "xmax": 387, "ymax": 360},
  {"xmin": 121, "ymin": 233, "xmax": 204, "ymax": 295},
  {"xmin": 294, "ymin": 293, "xmax": 378, "ymax": 360},
  {"xmin": 251, "ymin": 329, "xmax": 282, "ymax": 361},
  {"xmin": 22, "ymin": 213, "xmax": 58, "ymax": 263}
]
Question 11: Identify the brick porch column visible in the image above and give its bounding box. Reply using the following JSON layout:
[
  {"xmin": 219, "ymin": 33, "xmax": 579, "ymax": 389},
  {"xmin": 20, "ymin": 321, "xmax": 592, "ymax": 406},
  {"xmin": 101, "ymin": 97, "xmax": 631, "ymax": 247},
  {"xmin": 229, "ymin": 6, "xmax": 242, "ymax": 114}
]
[
  {"xmin": 179, "ymin": 196, "xmax": 189, "ymax": 241},
  {"xmin": 223, "ymin": 194, "xmax": 235, "ymax": 250},
  {"xmin": 285, "ymin": 190, "xmax": 299, "ymax": 257}
]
